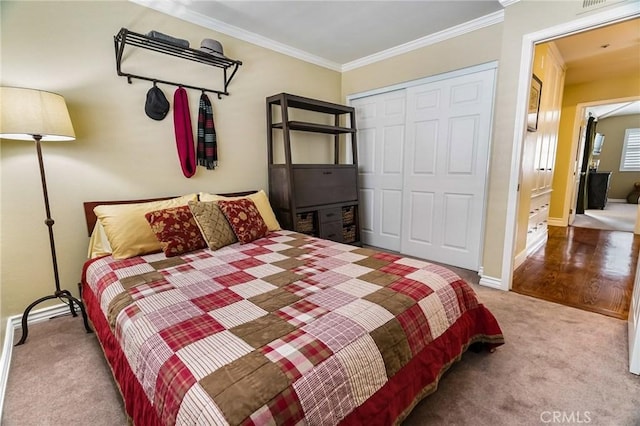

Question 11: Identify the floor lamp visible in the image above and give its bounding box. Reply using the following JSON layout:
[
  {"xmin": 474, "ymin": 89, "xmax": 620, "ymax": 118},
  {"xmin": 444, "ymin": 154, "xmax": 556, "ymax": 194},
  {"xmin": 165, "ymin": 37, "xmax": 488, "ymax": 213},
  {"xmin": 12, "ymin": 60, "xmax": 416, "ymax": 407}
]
[{"xmin": 0, "ymin": 87, "xmax": 92, "ymax": 346}]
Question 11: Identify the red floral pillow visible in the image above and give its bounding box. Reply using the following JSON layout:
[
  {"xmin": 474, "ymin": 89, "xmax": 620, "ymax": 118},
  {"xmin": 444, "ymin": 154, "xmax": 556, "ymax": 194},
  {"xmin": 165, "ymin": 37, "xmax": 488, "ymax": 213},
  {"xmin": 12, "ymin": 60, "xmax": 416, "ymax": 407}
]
[
  {"xmin": 145, "ymin": 205, "xmax": 207, "ymax": 257},
  {"xmin": 217, "ymin": 198, "xmax": 269, "ymax": 244}
]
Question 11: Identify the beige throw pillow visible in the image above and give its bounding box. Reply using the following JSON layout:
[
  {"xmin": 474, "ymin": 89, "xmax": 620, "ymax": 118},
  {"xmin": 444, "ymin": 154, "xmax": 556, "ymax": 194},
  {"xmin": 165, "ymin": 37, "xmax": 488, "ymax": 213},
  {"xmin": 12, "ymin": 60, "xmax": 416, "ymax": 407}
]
[
  {"xmin": 94, "ymin": 194, "xmax": 197, "ymax": 259},
  {"xmin": 199, "ymin": 190, "xmax": 281, "ymax": 231},
  {"xmin": 188, "ymin": 201, "xmax": 237, "ymax": 250}
]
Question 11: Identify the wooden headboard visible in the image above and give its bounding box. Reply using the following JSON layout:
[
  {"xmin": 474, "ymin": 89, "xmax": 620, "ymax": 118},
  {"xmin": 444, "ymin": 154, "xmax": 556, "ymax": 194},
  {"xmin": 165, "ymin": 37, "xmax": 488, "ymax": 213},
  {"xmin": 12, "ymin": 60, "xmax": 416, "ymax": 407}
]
[{"xmin": 83, "ymin": 191, "xmax": 256, "ymax": 236}]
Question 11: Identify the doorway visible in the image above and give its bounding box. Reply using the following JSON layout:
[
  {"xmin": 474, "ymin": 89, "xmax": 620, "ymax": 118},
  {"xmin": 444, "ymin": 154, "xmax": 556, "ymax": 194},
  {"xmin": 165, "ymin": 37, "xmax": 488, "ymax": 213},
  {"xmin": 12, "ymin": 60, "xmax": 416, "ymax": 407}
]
[
  {"xmin": 511, "ymin": 19, "xmax": 640, "ymax": 318},
  {"xmin": 569, "ymin": 98, "xmax": 640, "ymax": 232},
  {"xmin": 510, "ymin": 16, "xmax": 640, "ymax": 276}
]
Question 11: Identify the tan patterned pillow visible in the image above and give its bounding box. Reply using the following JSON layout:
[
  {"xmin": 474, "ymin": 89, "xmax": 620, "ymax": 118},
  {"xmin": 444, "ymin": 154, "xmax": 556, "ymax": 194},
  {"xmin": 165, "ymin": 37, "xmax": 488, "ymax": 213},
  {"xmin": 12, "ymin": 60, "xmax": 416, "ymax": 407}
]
[{"xmin": 188, "ymin": 201, "xmax": 237, "ymax": 250}]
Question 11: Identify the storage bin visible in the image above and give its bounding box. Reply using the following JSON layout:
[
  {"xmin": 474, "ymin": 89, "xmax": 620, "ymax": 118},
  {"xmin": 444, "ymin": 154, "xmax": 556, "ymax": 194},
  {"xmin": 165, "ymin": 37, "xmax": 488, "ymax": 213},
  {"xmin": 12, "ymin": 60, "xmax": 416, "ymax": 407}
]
[
  {"xmin": 343, "ymin": 225, "xmax": 356, "ymax": 243},
  {"xmin": 342, "ymin": 206, "xmax": 355, "ymax": 225},
  {"xmin": 296, "ymin": 213, "xmax": 315, "ymax": 233}
]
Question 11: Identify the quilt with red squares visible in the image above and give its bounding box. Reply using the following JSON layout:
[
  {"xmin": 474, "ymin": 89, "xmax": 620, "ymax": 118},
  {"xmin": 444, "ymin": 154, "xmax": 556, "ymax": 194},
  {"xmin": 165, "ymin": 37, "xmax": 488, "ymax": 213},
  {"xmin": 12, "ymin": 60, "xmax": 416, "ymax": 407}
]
[{"xmin": 82, "ymin": 230, "xmax": 504, "ymax": 425}]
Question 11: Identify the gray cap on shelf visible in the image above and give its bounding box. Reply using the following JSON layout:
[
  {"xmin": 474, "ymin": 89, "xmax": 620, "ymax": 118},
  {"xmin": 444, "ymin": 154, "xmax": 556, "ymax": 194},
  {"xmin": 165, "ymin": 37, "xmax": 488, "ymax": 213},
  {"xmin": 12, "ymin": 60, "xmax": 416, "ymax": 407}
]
[{"xmin": 200, "ymin": 39, "xmax": 225, "ymax": 58}]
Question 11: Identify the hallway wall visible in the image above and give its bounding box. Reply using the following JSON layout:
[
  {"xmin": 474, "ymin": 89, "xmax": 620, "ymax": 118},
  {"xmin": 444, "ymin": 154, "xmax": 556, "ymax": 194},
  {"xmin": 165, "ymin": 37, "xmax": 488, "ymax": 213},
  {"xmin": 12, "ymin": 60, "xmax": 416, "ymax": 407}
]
[{"xmin": 595, "ymin": 113, "xmax": 640, "ymax": 199}]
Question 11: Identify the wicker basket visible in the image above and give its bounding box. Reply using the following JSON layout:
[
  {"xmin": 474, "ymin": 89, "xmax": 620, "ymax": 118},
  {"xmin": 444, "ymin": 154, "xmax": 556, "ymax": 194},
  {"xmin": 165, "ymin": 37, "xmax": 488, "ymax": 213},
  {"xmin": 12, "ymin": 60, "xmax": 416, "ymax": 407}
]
[
  {"xmin": 343, "ymin": 226, "xmax": 356, "ymax": 243},
  {"xmin": 296, "ymin": 213, "xmax": 315, "ymax": 233},
  {"xmin": 342, "ymin": 206, "xmax": 355, "ymax": 225}
]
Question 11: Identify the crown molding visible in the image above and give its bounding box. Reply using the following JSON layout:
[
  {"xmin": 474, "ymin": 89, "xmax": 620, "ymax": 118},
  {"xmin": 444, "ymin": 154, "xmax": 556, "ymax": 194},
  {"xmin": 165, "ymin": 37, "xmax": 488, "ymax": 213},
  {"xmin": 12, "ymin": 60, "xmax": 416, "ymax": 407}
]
[
  {"xmin": 498, "ymin": 0, "xmax": 521, "ymax": 7},
  {"xmin": 341, "ymin": 10, "xmax": 505, "ymax": 72},
  {"xmin": 130, "ymin": 1, "xmax": 505, "ymax": 73},
  {"xmin": 129, "ymin": 0, "xmax": 343, "ymax": 72}
]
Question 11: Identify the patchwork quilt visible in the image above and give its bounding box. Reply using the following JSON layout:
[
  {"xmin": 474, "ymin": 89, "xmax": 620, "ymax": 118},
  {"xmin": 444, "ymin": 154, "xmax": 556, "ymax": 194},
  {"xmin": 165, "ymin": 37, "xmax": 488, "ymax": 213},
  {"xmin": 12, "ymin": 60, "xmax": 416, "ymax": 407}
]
[{"xmin": 82, "ymin": 230, "xmax": 504, "ymax": 426}]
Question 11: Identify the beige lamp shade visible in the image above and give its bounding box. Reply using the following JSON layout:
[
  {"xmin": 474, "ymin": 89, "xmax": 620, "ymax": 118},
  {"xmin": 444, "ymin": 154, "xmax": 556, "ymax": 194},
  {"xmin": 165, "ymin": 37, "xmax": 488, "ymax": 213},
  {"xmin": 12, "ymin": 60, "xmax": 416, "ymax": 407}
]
[{"xmin": 0, "ymin": 87, "xmax": 75, "ymax": 141}]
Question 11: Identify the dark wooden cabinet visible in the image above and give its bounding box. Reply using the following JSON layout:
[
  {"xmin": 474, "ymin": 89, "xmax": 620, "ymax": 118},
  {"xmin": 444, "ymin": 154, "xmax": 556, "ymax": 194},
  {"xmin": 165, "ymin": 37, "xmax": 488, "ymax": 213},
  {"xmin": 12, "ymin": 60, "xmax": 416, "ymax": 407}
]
[
  {"xmin": 267, "ymin": 93, "xmax": 360, "ymax": 245},
  {"xmin": 587, "ymin": 171, "xmax": 612, "ymax": 210}
]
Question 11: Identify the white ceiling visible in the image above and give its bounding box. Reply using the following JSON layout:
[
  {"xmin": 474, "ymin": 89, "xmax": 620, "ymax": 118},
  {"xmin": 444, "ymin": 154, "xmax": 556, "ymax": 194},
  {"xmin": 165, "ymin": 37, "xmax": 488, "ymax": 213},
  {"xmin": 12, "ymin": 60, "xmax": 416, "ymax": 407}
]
[
  {"xmin": 587, "ymin": 101, "xmax": 640, "ymax": 119},
  {"xmin": 132, "ymin": 0, "xmax": 504, "ymax": 69},
  {"xmin": 191, "ymin": 1, "xmax": 504, "ymax": 64}
]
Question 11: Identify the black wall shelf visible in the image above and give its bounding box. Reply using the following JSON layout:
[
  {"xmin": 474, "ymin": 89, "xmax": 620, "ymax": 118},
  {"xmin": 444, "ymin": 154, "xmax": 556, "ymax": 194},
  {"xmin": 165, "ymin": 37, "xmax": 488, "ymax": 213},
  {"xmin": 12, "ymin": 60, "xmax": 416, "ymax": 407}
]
[{"xmin": 113, "ymin": 28, "xmax": 242, "ymax": 98}]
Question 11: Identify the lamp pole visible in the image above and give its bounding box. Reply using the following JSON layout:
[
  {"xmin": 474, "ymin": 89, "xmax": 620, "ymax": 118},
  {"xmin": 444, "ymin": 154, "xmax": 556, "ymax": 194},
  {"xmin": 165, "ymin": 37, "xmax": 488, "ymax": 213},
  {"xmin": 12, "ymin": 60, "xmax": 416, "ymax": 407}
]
[{"xmin": 14, "ymin": 135, "xmax": 92, "ymax": 346}]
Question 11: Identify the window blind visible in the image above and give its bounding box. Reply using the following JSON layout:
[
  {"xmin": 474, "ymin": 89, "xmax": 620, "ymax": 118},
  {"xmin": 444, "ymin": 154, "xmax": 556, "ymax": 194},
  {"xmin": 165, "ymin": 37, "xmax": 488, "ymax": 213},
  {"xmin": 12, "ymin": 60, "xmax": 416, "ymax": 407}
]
[{"xmin": 620, "ymin": 128, "xmax": 640, "ymax": 171}]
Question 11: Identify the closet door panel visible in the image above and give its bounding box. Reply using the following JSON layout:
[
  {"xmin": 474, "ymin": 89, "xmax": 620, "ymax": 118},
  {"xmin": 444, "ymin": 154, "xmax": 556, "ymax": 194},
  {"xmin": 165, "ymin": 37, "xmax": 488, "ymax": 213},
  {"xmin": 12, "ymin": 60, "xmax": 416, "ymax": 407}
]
[
  {"xmin": 407, "ymin": 191, "xmax": 435, "ymax": 244},
  {"xmin": 401, "ymin": 68, "xmax": 495, "ymax": 270},
  {"xmin": 352, "ymin": 90, "xmax": 406, "ymax": 251},
  {"xmin": 412, "ymin": 120, "xmax": 438, "ymax": 175}
]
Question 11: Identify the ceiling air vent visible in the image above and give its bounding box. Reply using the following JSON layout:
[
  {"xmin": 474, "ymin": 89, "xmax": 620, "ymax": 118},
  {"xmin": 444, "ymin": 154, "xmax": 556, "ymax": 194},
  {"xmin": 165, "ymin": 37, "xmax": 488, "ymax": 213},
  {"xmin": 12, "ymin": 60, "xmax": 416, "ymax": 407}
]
[
  {"xmin": 578, "ymin": 0, "xmax": 629, "ymax": 13},
  {"xmin": 582, "ymin": 0, "xmax": 607, "ymax": 7}
]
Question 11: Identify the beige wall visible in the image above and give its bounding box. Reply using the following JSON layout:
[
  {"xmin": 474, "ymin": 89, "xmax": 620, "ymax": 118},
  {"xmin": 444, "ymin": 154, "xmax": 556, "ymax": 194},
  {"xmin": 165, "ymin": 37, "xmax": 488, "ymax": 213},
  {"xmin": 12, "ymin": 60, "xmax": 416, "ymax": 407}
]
[
  {"xmin": 595, "ymin": 114, "xmax": 640, "ymax": 199},
  {"xmin": 550, "ymin": 73, "xmax": 640, "ymax": 220},
  {"xmin": 0, "ymin": 1, "xmax": 340, "ymax": 318}
]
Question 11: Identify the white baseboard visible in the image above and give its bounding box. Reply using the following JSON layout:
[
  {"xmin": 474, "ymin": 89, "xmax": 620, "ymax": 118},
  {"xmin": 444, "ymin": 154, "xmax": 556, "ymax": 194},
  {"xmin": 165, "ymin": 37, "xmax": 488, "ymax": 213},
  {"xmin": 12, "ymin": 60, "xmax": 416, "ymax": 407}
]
[
  {"xmin": 0, "ymin": 303, "xmax": 73, "ymax": 417},
  {"xmin": 513, "ymin": 249, "xmax": 527, "ymax": 270},
  {"xmin": 479, "ymin": 274, "xmax": 505, "ymax": 290},
  {"xmin": 0, "ymin": 320, "xmax": 14, "ymax": 419},
  {"xmin": 608, "ymin": 198, "xmax": 626, "ymax": 203},
  {"xmin": 526, "ymin": 233, "xmax": 548, "ymax": 257}
]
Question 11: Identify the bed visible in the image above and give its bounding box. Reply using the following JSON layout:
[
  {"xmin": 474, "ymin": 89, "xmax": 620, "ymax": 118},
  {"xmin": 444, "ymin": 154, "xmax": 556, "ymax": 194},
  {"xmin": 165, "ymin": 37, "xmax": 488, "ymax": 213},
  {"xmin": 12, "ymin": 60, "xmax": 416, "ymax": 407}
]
[{"xmin": 80, "ymin": 192, "xmax": 504, "ymax": 425}]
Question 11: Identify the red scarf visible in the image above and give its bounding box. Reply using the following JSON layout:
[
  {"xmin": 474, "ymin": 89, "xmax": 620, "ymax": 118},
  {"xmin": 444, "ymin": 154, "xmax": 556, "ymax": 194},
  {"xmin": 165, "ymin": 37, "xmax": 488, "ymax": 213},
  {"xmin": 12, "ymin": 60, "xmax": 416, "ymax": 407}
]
[{"xmin": 173, "ymin": 87, "xmax": 196, "ymax": 178}]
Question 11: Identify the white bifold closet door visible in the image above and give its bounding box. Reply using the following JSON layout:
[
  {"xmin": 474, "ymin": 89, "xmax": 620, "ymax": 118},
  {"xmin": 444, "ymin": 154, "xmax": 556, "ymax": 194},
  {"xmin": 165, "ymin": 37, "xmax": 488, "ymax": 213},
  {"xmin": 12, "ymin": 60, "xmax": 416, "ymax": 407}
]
[
  {"xmin": 352, "ymin": 67, "xmax": 495, "ymax": 271},
  {"xmin": 353, "ymin": 90, "xmax": 407, "ymax": 252}
]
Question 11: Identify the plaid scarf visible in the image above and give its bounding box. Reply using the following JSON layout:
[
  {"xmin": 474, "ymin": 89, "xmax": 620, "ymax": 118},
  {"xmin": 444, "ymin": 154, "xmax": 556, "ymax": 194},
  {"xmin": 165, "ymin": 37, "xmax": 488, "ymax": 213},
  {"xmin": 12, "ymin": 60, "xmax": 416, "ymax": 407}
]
[{"xmin": 197, "ymin": 93, "xmax": 217, "ymax": 170}]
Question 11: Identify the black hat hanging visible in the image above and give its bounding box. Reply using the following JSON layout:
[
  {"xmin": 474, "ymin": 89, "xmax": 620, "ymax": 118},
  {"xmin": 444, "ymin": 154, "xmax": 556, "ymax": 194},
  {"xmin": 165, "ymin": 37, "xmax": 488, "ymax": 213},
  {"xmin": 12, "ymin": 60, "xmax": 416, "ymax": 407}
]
[{"xmin": 145, "ymin": 83, "xmax": 170, "ymax": 120}]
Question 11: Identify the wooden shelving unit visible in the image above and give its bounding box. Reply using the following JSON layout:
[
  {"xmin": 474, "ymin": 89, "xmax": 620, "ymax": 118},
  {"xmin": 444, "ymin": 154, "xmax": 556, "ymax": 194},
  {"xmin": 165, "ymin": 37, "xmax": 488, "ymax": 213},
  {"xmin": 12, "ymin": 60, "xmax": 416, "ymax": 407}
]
[{"xmin": 267, "ymin": 93, "xmax": 361, "ymax": 245}]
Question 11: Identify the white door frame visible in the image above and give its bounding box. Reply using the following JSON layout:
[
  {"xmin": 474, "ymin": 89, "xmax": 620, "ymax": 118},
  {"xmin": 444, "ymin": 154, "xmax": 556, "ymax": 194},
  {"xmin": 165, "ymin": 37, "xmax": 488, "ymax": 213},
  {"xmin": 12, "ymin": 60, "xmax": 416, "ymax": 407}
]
[
  {"xmin": 501, "ymin": 3, "xmax": 640, "ymax": 292},
  {"xmin": 566, "ymin": 114, "xmax": 587, "ymax": 227}
]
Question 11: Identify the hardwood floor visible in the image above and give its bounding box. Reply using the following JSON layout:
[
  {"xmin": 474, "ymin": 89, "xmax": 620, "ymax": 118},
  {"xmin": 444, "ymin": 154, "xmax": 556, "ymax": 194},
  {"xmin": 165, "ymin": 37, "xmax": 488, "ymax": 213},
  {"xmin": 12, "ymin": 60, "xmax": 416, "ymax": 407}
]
[{"xmin": 512, "ymin": 225, "xmax": 640, "ymax": 320}]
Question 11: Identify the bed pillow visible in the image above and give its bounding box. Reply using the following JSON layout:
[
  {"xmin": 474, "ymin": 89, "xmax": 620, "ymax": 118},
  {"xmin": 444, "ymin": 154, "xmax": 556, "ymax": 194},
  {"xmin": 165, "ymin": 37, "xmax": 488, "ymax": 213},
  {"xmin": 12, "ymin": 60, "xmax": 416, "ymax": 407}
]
[
  {"xmin": 199, "ymin": 190, "xmax": 281, "ymax": 231},
  {"xmin": 188, "ymin": 201, "xmax": 237, "ymax": 250},
  {"xmin": 94, "ymin": 194, "xmax": 197, "ymax": 259},
  {"xmin": 217, "ymin": 199, "xmax": 269, "ymax": 244},
  {"xmin": 87, "ymin": 221, "xmax": 112, "ymax": 259},
  {"xmin": 145, "ymin": 205, "xmax": 207, "ymax": 257}
]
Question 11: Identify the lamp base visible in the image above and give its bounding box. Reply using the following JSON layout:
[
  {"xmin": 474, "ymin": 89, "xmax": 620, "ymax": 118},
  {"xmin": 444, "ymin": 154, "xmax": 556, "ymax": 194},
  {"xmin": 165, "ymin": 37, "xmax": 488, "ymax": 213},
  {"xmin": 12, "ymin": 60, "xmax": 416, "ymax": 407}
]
[{"xmin": 14, "ymin": 290, "xmax": 92, "ymax": 346}]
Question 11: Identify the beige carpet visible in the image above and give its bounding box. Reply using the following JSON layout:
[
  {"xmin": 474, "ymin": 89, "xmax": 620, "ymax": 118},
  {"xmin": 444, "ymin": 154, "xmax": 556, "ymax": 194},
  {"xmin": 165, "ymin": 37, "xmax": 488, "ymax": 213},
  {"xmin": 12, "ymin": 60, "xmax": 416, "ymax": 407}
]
[
  {"xmin": 2, "ymin": 278, "xmax": 640, "ymax": 425},
  {"xmin": 573, "ymin": 202, "xmax": 637, "ymax": 233}
]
